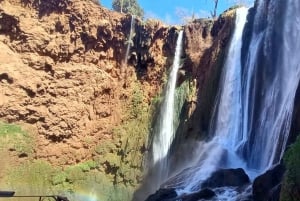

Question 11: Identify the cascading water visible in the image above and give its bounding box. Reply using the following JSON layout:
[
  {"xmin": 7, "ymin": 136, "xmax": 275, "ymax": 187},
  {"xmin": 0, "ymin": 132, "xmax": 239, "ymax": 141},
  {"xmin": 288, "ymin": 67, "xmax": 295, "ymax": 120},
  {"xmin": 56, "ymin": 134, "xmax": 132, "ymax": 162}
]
[
  {"xmin": 151, "ymin": 30, "xmax": 184, "ymax": 182},
  {"xmin": 159, "ymin": 0, "xmax": 300, "ymax": 199},
  {"xmin": 162, "ymin": 8, "xmax": 250, "ymax": 194},
  {"xmin": 124, "ymin": 15, "xmax": 135, "ymax": 65},
  {"xmin": 209, "ymin": 7, "xmax": 248, "ymax": 164},
  {"xmin": 240, "ymin": 0, "xmax": 300, "ymax": 171}
]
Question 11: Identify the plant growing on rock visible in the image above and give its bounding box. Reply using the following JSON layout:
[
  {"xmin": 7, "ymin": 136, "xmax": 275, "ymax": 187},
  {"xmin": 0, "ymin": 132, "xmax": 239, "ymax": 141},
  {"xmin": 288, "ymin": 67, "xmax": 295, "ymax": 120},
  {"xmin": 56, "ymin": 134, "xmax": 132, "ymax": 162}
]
[
  {"xmin": 280, "ymin": 136, "xmax": 300, "ymax": 201},
  {"xmin": 211, "ymin": 0, "xmax": 219, "ymax": 18},
  {"xmin": 112, "ymin": 0, "xmax": 144, "ymax": 18}
]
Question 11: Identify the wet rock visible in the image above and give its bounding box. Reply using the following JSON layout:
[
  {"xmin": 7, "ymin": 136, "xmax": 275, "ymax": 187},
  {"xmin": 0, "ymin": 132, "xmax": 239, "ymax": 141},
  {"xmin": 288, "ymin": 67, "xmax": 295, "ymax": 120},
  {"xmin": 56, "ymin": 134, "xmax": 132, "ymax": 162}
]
[
  {"xmin": 179, "ymin": 188, "xmax": 216, "ymax": 201},
  {"xmin": 252, "ymin": 164, "xmax": 285, "ymax": 201},
  {"xmin": 202, "ymin": 168, "xmax": 250, "ymax": 188},
  {"xmin": 145, "ymin": 188, "xmax": 177, "ymax": 201}
]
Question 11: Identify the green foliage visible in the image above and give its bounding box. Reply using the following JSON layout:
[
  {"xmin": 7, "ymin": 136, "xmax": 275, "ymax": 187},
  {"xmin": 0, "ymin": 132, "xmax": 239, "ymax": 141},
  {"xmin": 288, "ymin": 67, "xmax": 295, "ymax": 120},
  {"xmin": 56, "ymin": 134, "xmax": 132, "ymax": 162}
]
[
  {"xmin": 112, "ymin": 0, "xmax": 144, "ymax": 18},
  {"xmin": 0, "ymin": 121, "xmax": 35, "ymax": 156},
  {"xmin": 130, "ymin": 84, "xmax": 145, "ymax": 118},
  {"xmin": 0, "ymin": 121, "xmax": 138, "ymax": 201},
  {"xmin": 7, "ymin": 160, "xmax": 57, "ymax": 197},
  {"xmin": 51, "ymin": 172, "xmax": 67, "ymax": 185},
  {"xmin": 280, "ymin": 136, "xmax": 300, "ymax": 201},
  {"xmin": 102, "ymin": 83, "xmax": 151, "ymax": 186},
  {"xmin": 174, "ymin": 79, "xmax": 192, "ymax": 127},
  {"xmin": 151, "ymin": 93, "xmax": 163, "ymax": 109},
  {"xmin": 0, "ymin": 121, "xmax": 25, "ymax": 136},
  {"xmin": 0, "ymin": 79, "xmax": 152, "ymax": 201},
  {"xmin": 5, "ymin": 158, "xmax": 133, "ymax": 201}
]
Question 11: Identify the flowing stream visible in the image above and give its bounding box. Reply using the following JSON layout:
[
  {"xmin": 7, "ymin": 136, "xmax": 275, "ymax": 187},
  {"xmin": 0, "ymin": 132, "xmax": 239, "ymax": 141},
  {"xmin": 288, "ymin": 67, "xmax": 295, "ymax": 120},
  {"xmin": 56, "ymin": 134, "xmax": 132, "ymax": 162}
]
[{"xmin": 151, "ymin": 30, "xmax": 184, "ymax": 182}]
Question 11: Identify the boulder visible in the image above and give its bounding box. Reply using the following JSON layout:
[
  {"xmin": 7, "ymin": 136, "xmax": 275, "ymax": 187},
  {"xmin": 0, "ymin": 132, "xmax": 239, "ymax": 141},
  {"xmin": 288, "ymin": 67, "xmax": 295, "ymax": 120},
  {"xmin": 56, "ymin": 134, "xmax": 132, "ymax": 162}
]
[
  {"xmin": 145, "ymin": 188, "xmax": 177, "ymax": 201},
  {"xmin": 202, "ymin": 168, "xmax": 250, "ymax": 188},
  {"xmin": 252, "ymin": 164, "xmax": 285, "ymax": 201},
  {"xmin": 179, "ymin": 188, "xmax": 216, "ymax": 201}
]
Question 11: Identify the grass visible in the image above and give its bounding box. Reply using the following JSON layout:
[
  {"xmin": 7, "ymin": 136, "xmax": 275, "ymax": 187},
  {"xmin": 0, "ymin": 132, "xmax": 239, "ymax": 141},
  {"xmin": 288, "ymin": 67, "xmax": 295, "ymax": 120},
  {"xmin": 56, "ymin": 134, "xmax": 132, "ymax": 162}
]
[
  {"xmin": 0, "ymin": 121, "xmax": 35, "ymax": 157},
  {"xmin": 0, "ymin": 122, "xmax": 25, "ymax": 135}
]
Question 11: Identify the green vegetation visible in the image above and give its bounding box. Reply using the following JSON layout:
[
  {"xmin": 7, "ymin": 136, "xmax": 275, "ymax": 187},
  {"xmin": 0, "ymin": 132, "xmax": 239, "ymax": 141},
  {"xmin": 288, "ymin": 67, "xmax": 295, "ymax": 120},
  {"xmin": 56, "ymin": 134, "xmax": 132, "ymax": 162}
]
[
  {"xmin": 174, "ymin": 79, "xmax": 193, "ymax": 128},
  {"xmin": 280, "ymin": 136, "xmax": 300, "ymax": 201},
  {"xmin": 112, "ymin": 0, "xmax": 144, "ymax": 18},
  {"xmin": 0, "ymin": 78, "xmax": 153, "ymax": 201},
  {"xmin": 6, "ymin": 159, "xmax": 133, "ymax": 201},
  {"xmin": 110, "ymin": 83, "xmax": 150, "ymax": 185},
  {"xmin": 93, "ymin": 82, "xmax": 152, "ymax": 200},
  {"xmin": 0, "ymin": 121, "xmax": 35, "ymax": 157}
]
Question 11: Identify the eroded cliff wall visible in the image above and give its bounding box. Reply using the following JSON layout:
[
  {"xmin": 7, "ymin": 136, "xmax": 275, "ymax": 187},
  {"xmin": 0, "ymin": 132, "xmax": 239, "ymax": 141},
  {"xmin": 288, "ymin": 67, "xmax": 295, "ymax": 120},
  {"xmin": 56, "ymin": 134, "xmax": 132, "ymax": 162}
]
[
  {"xmin": 0, "ymin": 0, "xmax": 180, "ymax": 196},
  {"xmin": 0, "ymin": 0, "xmax": 237, "ymax": 200}
]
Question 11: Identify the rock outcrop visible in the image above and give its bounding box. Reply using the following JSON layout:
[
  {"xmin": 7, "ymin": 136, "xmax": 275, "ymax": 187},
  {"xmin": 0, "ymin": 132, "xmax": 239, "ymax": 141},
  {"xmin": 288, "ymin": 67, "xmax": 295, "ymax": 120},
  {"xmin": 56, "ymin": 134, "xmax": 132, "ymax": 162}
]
[
  {"xmin": 144, "ymin": 188, "xmax": 216, "ymax": 201},
  {"xmin": 133, "ymin": 9, "xmax": 237, "ymax": 200},
  {"xmin": 253, "ymin": 164, "xmax": 285, "ymax": 201},
  {"xmin": 0, "ymin": 0, "xmax": 181, "ymax": 191},
  {"xmin": 166, "ymin": 8, "xmax": 237, "ymax": 179},
  {"xmin": 0, "ymin": 0, "xmax": 238, "ymax": 199},
  {"xmin": 202, "ymin": 168, "xmax": 250, "ymax": 189},
  {"xmin": 0, "ymin": 0, "xmax": 172, "ymax": 165}
]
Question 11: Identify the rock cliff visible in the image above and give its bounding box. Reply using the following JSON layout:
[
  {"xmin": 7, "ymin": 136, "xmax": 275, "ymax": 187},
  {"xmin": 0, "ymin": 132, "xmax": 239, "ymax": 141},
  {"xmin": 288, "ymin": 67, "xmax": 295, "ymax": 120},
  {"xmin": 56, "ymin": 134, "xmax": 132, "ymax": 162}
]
[
  {"xmin": 0, "ymin": 0, "xmax": 236, "ymax": 200},
  {"xmin": 0, "ymin": 0, "xmax": 173, "ymax": 165}
]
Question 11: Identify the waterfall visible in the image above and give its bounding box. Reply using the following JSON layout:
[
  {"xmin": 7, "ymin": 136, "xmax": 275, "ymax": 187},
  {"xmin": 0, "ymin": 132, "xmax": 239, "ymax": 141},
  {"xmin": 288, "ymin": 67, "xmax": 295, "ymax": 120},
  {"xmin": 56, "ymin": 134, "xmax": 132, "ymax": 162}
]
[
  {"xmin": 124, "ymin": 15, "xmax": 135, "ymax": 65},
  {"xmin": 143, "ymin": 1, "xmax": 300, "ymax": 200},
  {"xmin": 209, "ymin": 7, "xmax": 248, "ymax": 160},
  {"xmin": 159, "ymin": 1, "xmax": 300, "ymax": 198},
  {"xmin": 161, "ymin": 8, "xmax": 250, "ymax": 193},
  {"xmin": 240, "ymin": 0, "xmax": 300, "ymax": 171},
  {"xmin": 151, "ymin": 30, "xmax": 184, "ymax": 180}
]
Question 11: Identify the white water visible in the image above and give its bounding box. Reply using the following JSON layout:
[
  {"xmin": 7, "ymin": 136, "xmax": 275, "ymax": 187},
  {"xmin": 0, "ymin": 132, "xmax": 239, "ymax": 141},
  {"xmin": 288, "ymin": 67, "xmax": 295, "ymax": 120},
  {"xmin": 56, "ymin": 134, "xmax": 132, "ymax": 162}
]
[
  {"xmin": 124, "ymin": 15, "xmax": 135, "ymax": 65},
  {"xmin": 152, "ymin": 30, "xmax": 184, "ymax": 174},
  {"xmin": 210, "ymin": 7, "xmax": 248, "ymax": 156},
  {"xmin": 240, "ymin": 0, "xmax": 300, "ymax": 172},
  {"xmin": 163, "ymin": 8, "xmax": 249, "ymax": 195},
  {"xmin": 163, "ymin": 1, "xmax": 300, "ymax": 200},
  {"xmin": 144, "ymin": 1, "xmax": 300, "ymax": 201}
]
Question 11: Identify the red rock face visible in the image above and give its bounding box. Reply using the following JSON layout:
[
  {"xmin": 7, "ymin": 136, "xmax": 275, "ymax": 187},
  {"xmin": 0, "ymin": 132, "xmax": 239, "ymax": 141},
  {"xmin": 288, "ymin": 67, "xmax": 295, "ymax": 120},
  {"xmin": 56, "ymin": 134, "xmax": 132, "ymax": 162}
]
[
  {"xmin": 0, "ymin": 0, "xmax": 235, "ymax": 173},
  {"xmin": 0, "ymin": 0, "xmax": 173, "ymax": 166}
]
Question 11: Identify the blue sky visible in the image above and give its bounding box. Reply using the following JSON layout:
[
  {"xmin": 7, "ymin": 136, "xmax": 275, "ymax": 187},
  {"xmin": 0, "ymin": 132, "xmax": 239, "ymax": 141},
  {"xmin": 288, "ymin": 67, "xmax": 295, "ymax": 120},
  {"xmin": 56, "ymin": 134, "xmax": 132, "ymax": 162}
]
[{"xmin": 100, "ymin": 0, "xmax": 254, "ymax": 24}]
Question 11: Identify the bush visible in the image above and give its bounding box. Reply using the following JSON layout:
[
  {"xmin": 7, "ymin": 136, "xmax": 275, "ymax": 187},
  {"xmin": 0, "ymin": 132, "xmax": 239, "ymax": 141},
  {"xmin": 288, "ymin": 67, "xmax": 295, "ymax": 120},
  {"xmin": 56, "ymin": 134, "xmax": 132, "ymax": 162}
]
[
  {"xmin": 112, "ymin": 0, "xmax": 144, "ymax": 18},
  {"xmin": 280, "ymin": 136, "xmax": 300, "ymax": 201},
  {"xmin": 0, "ymin": 121, "xmax": 35, "ymax": 156}
]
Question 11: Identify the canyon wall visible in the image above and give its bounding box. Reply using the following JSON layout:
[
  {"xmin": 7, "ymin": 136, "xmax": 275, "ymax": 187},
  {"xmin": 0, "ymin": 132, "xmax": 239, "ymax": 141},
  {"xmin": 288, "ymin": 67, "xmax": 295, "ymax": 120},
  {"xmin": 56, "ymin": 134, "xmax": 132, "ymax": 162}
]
[
  {"xmin": 0, "ymin": 0, "xmax": 178, "ymax": 196},
  {"xmin": 0, "ymin": 0, "xmax": 237, "ymax": 200}
]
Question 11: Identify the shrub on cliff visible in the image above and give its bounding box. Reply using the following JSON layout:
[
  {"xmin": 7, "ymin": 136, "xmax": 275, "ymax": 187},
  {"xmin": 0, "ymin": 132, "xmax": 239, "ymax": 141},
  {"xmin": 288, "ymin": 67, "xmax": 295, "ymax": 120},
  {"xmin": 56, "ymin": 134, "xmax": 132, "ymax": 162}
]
[
  {"xmin": 280, "ymin": 136, "xmax": 300, "ymax": 201},
  {"xmin": 112, "ymin": 0, "xmax": 144, "ymax": 18}
]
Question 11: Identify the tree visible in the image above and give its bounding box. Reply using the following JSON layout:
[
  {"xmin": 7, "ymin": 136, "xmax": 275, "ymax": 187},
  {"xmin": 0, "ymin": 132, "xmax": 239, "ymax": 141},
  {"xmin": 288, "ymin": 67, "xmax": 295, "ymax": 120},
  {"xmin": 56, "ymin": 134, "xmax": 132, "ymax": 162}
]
[
  {"xmin": 211, "ymin": 0, "xmax": 219, "ymax": 18},
  {"xmin": 112, "ymin": 0, "xmax": 144, "ymax": 18},
  {"xmin": 210, "ymin": 0, "xmax": 253, "ymax": 18}
]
